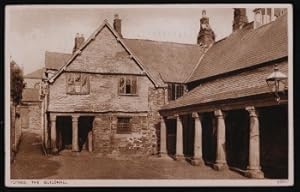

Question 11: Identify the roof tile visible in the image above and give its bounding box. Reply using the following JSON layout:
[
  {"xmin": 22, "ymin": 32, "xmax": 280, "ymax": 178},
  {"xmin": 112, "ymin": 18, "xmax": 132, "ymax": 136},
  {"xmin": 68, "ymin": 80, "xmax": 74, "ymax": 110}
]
[
  {"xmin": 188, "ymin": 14, "xmax": 288, "ymax": 82},
  {"xmin": 161, "ymin": 60, "xmax": 288, "ymax": 111}
]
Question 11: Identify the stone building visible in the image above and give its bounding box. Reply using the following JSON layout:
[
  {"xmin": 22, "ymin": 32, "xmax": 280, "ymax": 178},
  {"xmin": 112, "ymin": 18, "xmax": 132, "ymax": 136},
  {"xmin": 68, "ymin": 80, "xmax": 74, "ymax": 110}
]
[
  {"xmin": 159, "ymin": 8, "xmax": 289, "ymax": 179},
  {"xmin": 39, "ymin": 8, "xmax": 289, "ymax": 178}
]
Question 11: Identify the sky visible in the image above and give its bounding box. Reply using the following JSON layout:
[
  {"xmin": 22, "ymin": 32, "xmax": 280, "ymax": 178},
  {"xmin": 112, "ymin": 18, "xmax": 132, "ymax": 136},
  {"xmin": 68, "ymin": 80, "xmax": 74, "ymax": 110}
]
[{"xmin": 5, "ymin": 5, "xmax": 255, "ymax": 74}]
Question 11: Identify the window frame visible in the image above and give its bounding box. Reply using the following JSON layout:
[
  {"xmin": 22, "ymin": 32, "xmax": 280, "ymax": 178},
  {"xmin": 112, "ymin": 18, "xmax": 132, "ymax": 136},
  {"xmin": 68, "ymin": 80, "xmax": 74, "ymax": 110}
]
[
  {"xmin": 118, "ymin": 76, "xmax": 138, "ymax": 96},
  {"xmin": 116, "ymin": 116, "xmax": 132, "ymax": 134},
  {"xmin": 168, "ymin": 83, "xmax": 185, "ymax": 101},
  {"xmin": 66, "ymin": 73, "xmax": 90, "ymax": 95}
]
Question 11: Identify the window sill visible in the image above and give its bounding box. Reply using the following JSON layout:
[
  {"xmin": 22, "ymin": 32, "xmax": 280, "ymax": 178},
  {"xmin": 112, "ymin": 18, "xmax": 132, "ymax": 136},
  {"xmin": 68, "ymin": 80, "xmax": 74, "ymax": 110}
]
[
  {"xmin": 67, "ymin": 92, "xmax": 90, "ymax": 95},
  {"xmin": 118, "ymin": 94, "xmax": 138, "ymax": 97}
]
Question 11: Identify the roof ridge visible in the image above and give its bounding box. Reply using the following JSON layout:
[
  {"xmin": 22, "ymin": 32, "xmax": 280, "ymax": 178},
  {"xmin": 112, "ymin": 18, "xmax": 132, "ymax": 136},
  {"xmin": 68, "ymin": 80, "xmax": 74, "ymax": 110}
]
[{"xmin": 124, "ymin": 38, "xmax": 203, "ymax": 47}]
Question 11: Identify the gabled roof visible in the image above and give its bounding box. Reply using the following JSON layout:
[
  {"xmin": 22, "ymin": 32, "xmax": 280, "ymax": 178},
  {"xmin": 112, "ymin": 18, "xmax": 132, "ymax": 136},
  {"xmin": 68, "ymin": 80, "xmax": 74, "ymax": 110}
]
[
  {"xmin": 161, "ymin": 60, "xmax": 288, "ymax": 111},
  {"xmin": 188, "ymin": 13, "xmax": 288, "ymax": 83},
  {"xmin": 24, "ymin": 68, "xmax": 45, "ymax": 79},
  {"xmin": 48, "ymin": 20, "xmax": 164, "ymax": 87},
  {"xmin": 45, "ymin": 51, "xmax": 72, "ymax": 70},
  {"xmin": 22, "ymin": 88, "xmax": 40, "ymax": 102},
  {"xmin": 123, "ymin": 39, "xmax": 206, "ymax": 83}
]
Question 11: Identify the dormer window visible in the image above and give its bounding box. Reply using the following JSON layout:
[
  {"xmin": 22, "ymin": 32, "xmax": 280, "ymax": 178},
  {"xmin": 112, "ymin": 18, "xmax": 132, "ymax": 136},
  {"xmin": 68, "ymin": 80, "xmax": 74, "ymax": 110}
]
[{"xmin": 168, "ymin": 83, "xmax": 185, "ymax": 101}]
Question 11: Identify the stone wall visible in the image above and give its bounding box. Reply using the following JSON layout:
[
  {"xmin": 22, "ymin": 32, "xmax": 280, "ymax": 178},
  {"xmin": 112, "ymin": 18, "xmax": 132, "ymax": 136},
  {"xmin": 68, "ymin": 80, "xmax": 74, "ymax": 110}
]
[
  {"xmin": 49, "ymin": 74, "xmax": 153, "ymax": 112},
  {"xmin": 91, "ymin": 87, "xmax": 165, "ymax": 157},
  {"xmin": 147, "ymin": 87, "xmax": 166, "ymax": 155},
  {"xmin": 11, "ymin": 105, "xmax": 22, "ymax": 162},
  {"xmin": 92, "ymin": 113, "xmax": 152, "ymax": 156},
  {"xmin": 20, "ymin": 103, "xmax": 41, "ymax": 134}
]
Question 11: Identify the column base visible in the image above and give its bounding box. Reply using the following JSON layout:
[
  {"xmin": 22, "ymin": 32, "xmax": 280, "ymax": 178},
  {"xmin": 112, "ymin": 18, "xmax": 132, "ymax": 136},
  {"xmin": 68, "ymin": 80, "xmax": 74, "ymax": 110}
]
[
  {"xmin": 213, "ymin": 163, "xmax": 228, "ymax": 171},
  {"xmin": 159, "ymin": 153, "xmax": 170, "ymax": 159},
  {"xmin": 191, "ymin": 158, "xmax": 204, "ymax": 166},
  {"xmin": 51, "ymin": 148, "xmax": 58, "ymax": 154},
  {"xmin": 175, "ymin": 154, "xmax": 185, "ymax": 161},
  {"xmin": 245, "ymin": 169, "xmax": 264, "ymax": 179},
  {"xmin": 72, "ymin": 149, "xmax": 80, "ymax": 152}
]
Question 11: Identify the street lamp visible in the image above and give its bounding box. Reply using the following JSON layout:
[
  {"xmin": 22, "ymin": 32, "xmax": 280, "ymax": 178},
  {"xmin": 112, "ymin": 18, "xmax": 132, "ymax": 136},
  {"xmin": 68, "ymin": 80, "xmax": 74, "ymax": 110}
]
[{"xmin": 266, "ymin": 64, "xmax": 288, "ymax": 103}]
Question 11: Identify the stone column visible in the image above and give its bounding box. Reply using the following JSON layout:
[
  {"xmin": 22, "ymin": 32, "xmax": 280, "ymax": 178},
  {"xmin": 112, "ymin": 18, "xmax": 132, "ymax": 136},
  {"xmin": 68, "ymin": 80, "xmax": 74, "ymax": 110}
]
[
  {"xmin": 213, "ymin": 109, "xmax": 227, "ymax": 170},
  {"xmin": 50, "ymin": 114, "xmax": 58, "ymax": 154},
  {"xmin": 245, "ymin": 106, "xmax": 264, "ymax": 178},
  {"xmin": 191, "ymin": 112, "xmax": 204, "ymax": 166},
  {"xmin": 175, "ymin": 114, "xmax": 184, "ymax": 160},
  {"xmin": 72, "ymin": 115, "xmax": 80, "ymax": 152},
  {"xmin": 159, "ymin": 116, "xmax": 168, "ymax": 158},
  {"xmin": 88, "ymin": 130, "xmax": 93, "ymax": 152}
]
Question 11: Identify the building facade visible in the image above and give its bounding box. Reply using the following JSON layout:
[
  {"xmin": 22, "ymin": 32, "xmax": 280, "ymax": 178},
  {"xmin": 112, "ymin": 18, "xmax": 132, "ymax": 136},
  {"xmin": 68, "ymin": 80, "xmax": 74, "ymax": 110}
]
[{"xmin": 37, "ymin": 8, "xmax": 289, "ymax": 179}]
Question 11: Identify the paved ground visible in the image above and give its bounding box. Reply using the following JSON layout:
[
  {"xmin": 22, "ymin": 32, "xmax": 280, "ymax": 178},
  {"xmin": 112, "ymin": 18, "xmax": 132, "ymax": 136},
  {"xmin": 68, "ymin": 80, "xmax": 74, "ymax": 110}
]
[{"xmin": 11, "ymin": 132, "xmax": 247, "ymax": 179}]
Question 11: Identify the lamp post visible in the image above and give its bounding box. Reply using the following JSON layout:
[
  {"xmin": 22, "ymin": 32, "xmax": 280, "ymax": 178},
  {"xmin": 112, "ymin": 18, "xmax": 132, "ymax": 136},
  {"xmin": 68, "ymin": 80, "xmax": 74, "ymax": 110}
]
[{"xmin": 266, "ymin": 64, "xmax": 288, "ymax": 103}]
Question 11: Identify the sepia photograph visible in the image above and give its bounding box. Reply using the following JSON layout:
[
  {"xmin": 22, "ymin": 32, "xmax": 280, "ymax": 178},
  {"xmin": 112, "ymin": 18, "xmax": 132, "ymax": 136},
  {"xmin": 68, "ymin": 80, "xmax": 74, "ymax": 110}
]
[{"xmin": 5, "ymin": 4, "xmax": 293, "ymax": 187}]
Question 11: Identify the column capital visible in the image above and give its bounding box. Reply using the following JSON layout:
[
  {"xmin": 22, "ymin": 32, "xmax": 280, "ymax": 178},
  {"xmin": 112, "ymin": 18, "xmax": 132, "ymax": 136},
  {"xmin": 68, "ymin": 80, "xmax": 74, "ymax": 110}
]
[
  {"xmin": 72, "ymin": 114, "xmax": 80, "ymax": 122},
  {"xmin": 49, "ymin": 114, "xmax": 56, "ymax": 122},
  {"xmin": 192, "ymin": 112, "xmax": 200, "ymax": 119},
  {"xmin": 246, "ymin": 106, "xmax": 258, "ymax": 117},
  {"xmin": 174, "ymin": 114, "xmax": 181, "ymax": 119},
  {"xmin": 214, "ymin": 109, "xmax": 224, "ymax": 118},
  {"xmin": 160, "ymin": 116, "xmax": 166, "ymax": 121}
]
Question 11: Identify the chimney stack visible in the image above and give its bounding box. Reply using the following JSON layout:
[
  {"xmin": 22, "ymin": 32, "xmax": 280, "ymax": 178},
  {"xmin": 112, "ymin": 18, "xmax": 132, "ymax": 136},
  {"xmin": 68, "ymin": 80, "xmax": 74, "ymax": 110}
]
[
  {"xmin": 232, "ymin": 8, "xmax": 248, "ymax": 32},
  {"xmin": 73, "ymin": 33, "xmax": 85, "ymax": 54},
  {"xmin": 197, "ymin": 10, "xmax": 215, "ymax": 47},
  {"xmin": 113, "ymin": 14, "xmax": 123, "ymax": 38}
]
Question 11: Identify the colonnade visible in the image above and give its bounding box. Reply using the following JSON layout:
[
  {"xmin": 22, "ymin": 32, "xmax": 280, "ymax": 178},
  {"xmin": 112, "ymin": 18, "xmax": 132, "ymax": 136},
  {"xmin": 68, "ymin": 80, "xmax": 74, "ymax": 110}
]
[{"xmin": 159, "ymin": 106, "xmax": 264, "ymax": 178}]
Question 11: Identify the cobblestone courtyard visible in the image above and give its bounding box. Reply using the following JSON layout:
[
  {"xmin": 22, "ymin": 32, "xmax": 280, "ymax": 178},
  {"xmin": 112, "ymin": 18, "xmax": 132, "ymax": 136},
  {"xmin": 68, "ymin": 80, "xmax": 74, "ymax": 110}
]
[{"xmin": 11, "ymin": 132, "xmax": 247, "ymax": 179}]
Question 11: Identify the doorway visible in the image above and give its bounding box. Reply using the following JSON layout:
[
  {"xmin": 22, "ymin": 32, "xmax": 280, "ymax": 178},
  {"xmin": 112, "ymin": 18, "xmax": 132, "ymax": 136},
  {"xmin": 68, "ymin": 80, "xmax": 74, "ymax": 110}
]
[
  {"xmin": 78, "ymin": 116, "xmax": 95, "ymax": 151},
  {"xmin": 56, "ymin": 116, "xmax": 72, "ymax": 151}
]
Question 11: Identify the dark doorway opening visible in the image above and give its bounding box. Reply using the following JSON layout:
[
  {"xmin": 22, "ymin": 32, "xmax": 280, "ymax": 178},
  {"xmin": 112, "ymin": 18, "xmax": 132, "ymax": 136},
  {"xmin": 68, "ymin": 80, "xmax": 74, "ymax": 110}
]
[
  {"xmin": 182, "ymin": 114, "xmax": 194, "ymax": 158},
  {"xmin": 166, "ymin": 118, "xmax": 176, "ymax": 156},
  {"xmin": 56, "ymin": 116, "xmax": 72, "ymax": 151},
  {"xmin": 78, "ymin": 116, "xmax": 95, "ymax": 151},
  {"xmin": 259, "ymin": 104, "xmax": 288, "ymax": 179},
  {"xmin": 202, "ymin": 112, "xmax": 215, "ymax": 163},
  {"xmin": 225, "ymin": 109, "xmax": 249, "ymax": 170}
]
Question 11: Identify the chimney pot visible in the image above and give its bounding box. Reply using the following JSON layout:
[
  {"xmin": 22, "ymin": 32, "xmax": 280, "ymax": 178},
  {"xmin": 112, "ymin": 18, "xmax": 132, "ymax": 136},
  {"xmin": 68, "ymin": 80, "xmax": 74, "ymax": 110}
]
[
  {"xmin": 197, "ymin": 10, "xmax": 215, "ymax": 47},
  {"xmin": 232, "ymin": 8, "xmax": 248, "ymax": 32},
  {"xmin": 202, "ymin": 10, "xmax": 206, "ymax": 17},
  {"xmin": 73, "ymin": 33, "xmax": 85, "ymax": 54},
  {"xmin": 113, "ymin": 13, "xmax": 123, "ymax": 38}
]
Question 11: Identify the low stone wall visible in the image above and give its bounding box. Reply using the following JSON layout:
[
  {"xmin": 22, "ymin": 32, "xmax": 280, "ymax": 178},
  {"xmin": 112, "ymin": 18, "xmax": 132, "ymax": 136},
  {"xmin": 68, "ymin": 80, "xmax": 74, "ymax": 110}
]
[{"xmin": 11, "ymin": 105, "xmax": 22, "ymax": 163}]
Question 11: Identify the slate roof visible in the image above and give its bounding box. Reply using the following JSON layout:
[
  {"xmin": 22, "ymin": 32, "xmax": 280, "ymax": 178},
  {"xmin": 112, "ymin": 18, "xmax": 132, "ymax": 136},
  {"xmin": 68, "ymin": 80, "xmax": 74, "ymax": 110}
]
[
  {"xmin": 124, "ymin": 39, "xmax": 206, "ymax": 83},
  {"xmin": 45, "ymin": 51, "xmax": 72, "ymax": 70},
  {"xmin": 188, "ymin": 13, "xmax": 288, "ymax": 82},
  {"xmin": 161, "ymin": 60, "xmax": 288, "ymax": 111},
  {"xmin": 24, "ymin": 68, "xmax": 45, "ymax": 79},
  {"xmin": 22, "ymin": 88, "xmax": 40, "ymax": 102}
]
